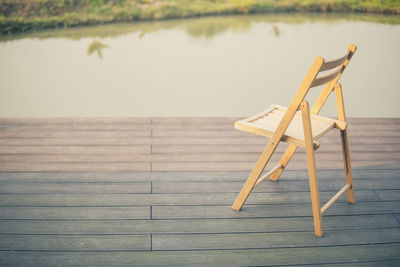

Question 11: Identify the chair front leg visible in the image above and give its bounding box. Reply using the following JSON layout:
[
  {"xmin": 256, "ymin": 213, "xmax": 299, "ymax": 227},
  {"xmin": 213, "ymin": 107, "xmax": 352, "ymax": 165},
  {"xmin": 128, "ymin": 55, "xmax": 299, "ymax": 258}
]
[
  {"xmin": 301, "ymin": 101, "xmax": 323, "ymax": 237},
  {"xmin": 232, "ymin": 139, "xmax": 278, "ymax": 211}
]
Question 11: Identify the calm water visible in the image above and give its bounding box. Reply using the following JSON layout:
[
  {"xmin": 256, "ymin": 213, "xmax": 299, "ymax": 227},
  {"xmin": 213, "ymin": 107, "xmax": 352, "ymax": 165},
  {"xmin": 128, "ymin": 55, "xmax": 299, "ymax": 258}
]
[{"xmin": 1, "ymin": 14, "xmax": 399, "ymax": 117}]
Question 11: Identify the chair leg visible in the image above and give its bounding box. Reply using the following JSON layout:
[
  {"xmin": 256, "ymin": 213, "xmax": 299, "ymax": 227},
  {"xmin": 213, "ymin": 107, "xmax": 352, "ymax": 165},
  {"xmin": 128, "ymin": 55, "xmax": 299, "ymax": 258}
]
[
  {"xmin": 270, "ymin": 144, "xmax": 297, "ymax": 182},
  {"xmin": 340, "ymin": 129, "xmax": 355, "ymax": 204},
  {"xmin": 335, "ymin": 83, "xmax": 355, "ymax": 204},
  {"xmin": 305, "ymin": 145, "xmax": 323, "ymax": 237},
  {"xmin": 232, "ymin": 140, "xmax": 277, "ymax": 211},
  {"xmin": 301, "ymin": 101, "xmax": 323, "ymax": 237}
]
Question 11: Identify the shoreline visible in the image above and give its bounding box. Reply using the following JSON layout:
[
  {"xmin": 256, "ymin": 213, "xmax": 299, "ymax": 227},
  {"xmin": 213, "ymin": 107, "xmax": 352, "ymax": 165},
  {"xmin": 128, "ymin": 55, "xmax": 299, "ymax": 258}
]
[{"xmin": 1, "ymin": 0, "xmax": 400, "ymax": 35}]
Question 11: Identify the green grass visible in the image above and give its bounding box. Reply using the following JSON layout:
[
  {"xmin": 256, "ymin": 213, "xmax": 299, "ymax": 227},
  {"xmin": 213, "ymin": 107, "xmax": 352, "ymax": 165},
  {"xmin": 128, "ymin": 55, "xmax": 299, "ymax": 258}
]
[
  {"xmin": 1, "ymin": 0, "xmax": 400, "ymax": 35},
  {"xmin": 2, "ymin": 13, "xmax": 399, "ymax": 43}
]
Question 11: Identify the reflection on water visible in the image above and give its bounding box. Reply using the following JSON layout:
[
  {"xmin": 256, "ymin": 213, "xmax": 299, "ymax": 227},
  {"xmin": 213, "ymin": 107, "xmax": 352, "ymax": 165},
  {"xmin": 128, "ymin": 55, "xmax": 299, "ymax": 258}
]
[
  {"xmin": 1, "ymin": 13, "xmax": 398, "ymax": 42},
  {"xmin": 271, "ymin": 25, "xmax": 280, "ymax": 37},
  {"xmin": 87, "ymin": 40, "xmax": 109, "ymax": 58},
  {"xmin": 0, "ymin": 14, "xmax": 399, "ymax": 117}
]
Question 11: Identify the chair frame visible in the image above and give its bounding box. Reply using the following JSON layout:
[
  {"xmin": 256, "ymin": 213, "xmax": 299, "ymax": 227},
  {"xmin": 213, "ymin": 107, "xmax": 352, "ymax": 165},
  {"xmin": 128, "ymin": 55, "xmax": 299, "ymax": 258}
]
[{"xmin": 232, "ymin": 44, "xmax": 357, "ymax": 237}]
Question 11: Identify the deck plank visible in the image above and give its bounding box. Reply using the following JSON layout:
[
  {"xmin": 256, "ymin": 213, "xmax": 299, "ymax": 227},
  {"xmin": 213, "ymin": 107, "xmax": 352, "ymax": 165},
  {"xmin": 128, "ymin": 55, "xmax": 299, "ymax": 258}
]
[
  {"xmin": 151, "ymin": 179, "xmax": 400, "ymax": 193},
  {"xmin": 0, "ymin": 182, "xmax": 151, "ymax": 194},
  {"xmin": 0, "ymin": 162, "xmax": 151, "ymax": 172},
  {"xmin": 152, "ymin": 202, "xmax": 400, "ymax": 219},
  {"xmin": 0, "ymin": 235, "xmax": 151, "ymax": 251},
  {"xmin": 0, "ymin": 170, "xmax": 369, "ymax": 182},
  {"xmin": 0, "ymin": 207, "xmax": 150, "ymax": 219},
  {"xmin": 1, "ymin": 243, "xmax": 400, "ymax": 266},
  {"xmin": 0, "ymin": 145, "xmax": 151, "ymax": 154},
  {"xmin": 0, "ymin": 117, "xmax": 399, "ymax": 266},
  {"xmin": 0, "ymin": 191, "xmax": 378, "ymax": 206},
  {"xmin": 1, "ymin": 215, "xmax": 397, "ymax": 235},
  {"xmin": 152, "ymin": 228, "xmax": 400, "ymax": 250}
]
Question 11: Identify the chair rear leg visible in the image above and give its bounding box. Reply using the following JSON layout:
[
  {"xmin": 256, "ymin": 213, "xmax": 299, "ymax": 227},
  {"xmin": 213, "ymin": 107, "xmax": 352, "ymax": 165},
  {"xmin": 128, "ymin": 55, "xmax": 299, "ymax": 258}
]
[
  {"xmin": 335, "ymin": 83, "xmax": 355, "ymax": 204},
  {"xmin": 301, "ymin": 101, "xmax": 323, "ymax": 237},
  {"xmin": 340, "ymin": 129, "xmax": 355, "ymax": 203}
]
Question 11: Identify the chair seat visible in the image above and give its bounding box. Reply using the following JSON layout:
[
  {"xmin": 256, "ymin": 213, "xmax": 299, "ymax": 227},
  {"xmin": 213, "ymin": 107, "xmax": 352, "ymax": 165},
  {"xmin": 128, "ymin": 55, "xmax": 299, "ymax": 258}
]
[{"xmin": 235, "ymin": 104, "xmax": 345, "ymax": 148}]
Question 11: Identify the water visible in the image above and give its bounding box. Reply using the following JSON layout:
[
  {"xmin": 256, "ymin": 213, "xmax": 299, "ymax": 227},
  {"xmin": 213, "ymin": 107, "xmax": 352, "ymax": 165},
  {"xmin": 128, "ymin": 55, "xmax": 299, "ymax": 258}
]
[{"xmin": 0, "ymin": 14, "xmax": 399, "ymax": 117}]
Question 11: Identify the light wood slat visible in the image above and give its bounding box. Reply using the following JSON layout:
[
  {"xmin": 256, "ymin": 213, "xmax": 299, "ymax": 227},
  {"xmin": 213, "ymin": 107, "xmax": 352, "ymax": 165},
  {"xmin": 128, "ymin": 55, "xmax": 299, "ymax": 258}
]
[
  {"xmin": 0, "ymin": 214, "xmax": 396, "ymax": 234},
  {"xmin": 0, "ymin": 207, "xmax": 150, "ymax": 219},
  {"xmin": 152, "ymin": 162, "xmax": 261, "ymax": 172},
  {"xmin": 311, "ymin": 66, "xmax": 343, "ymax": 87},
  {"xmin": 152, "ymin": 202, "xmax": 400, "ymax": 219},
  {"xmin": 0, "ymin": 138, "xmax": 152, "ymax": 145},
  {"xmin": 1, "ymin": 136, "xmax": 399, "ymax": 146},
  {"xmin": 0, "ymin": 124, "xmax": 151, "ymax": 131},
  {"xmin": 347, "ymin": 118, "xmax": 400, "ymax": 125},
  {"xmin": 151, "ymin": 179, "xmax": 400, "ymax": 194},
  {"xmin": 0, "ymin": 171, "xmax": 153, "ymax": 182},
  {"xmin": 152, "ymin": 124, "xmax": 237, "ymax": 130},
  {"xmin": 358, "ymin": 170, "xmax": 400, "ymax": 179},
  {"xmin": 0, "ymin": 159, "xmax": 391, "ymax": 172},
  {"xmin": 151, "ymin": 144, "xmax": 400, "ymax": 153},
  {"xmin": 0, "ymin": 244, "xmax": 399, "ymax": 266},
  {"xmin": 0, "ymin": 117, "xmax": 398, "ymax": 126},
  {"xmin": 320, "ymin": 50, "xmax": 350, "ymax": 71},
  {"xmin": 0, "ymin": 153, "xmax": 258, "ymax": 163},
  {"xmin": 0, "ymin": 183, "xmax": 151, "ymax": 194},
  {"xmin": 0, "ymin": 170, "xmax": 366, "ymax": 182},
  {"xmin": 0, "ymin": 130, "xmax": 150, "ymax": 138},
  {"xmin": 0, "ymin": 163, "xmax": 151, "ymax": 172},
  {"xmin": 374, "ymin": 190, "xmax": 400, "ymax": 201},
  {"xmin": 0, "ymin": 154, "xmax": 156, "ymax": 163},
  {"xmin": 235, "ymin": 104, "xmax": 340, "ymax": 148},
  {"xmin": 345, "ymin": 129, "xmax": 400, "ymax": 137},
  {"xmin": 0, "ymin": 118, "xmax": 151, "ymax": 125},
  {"xmin": 0, "ymin": 235, "xmax": 151, "ymax": 251},
  {"xmin": 325, "ymin": 136, "xmax": 400, "ymax": 144},
  {"xmin": 352, "ymin": 161, "xmax": 400, "ymax": 170},
  {"xmin": 153, "ymin": 228, "xmax": 400, "ymax": 250},
  {"xmin": 151, "ymin": 118, "xmax": 238, "ymax": 124},
  {"xmin": 0, "ymin": 145, "xmax": 151, "ymax": 154},
  {"xmin": 0, "ymin": 191, "xmax": 378, "ymax": 206},
  {"xmin": 153, "ymin": 127, "xmax": 400, "ymax": 138},
  {"xmin": 2, "ymin": 159, "xmax": 394, "ymax": 172},
  {"xmin": 316, "ymin": 260, "xmax": 400, "ymax": 267},
  {"xmin": 152, "ymin": 130, "xmax": 248, "ymax": 138},
  {"xmin": 4, "ymin": 152, "xmax": 398, "ymax": 163},
  {"xmin": 152, "ymin": 160, "xmax": 398, "ymax": 171}
]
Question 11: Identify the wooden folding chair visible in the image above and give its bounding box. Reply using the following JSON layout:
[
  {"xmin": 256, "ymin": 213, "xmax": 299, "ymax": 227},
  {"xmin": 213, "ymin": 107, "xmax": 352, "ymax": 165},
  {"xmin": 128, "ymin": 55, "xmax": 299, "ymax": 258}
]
[{"xmin": 232, "ymin": 44, "xmax": 357, "ymax": 237}]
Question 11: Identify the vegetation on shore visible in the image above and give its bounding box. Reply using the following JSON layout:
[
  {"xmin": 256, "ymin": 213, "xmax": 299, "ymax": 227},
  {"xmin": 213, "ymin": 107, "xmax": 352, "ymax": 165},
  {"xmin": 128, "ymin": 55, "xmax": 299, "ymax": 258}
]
[{"xmin": 1, "ymin": 0, "xmax": 400, "ymax": 35}]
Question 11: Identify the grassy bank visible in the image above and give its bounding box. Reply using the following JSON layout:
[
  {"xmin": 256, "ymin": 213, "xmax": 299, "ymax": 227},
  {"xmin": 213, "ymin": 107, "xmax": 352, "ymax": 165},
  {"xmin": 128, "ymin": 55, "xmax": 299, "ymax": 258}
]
[{"xmin": 1, "ymin": 0, "xmax": 400, "ymax": 35}]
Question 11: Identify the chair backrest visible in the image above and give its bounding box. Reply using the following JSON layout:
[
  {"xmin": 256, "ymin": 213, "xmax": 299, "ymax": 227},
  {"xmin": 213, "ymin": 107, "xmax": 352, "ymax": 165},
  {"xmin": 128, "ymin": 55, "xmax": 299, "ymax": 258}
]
[
  {"xmin": 291, "ymin": 44, "xmax": 357, "ymax": 113},
  {"xmin": 276, "ymin": 44, "xmax": 357, "ymax": 136},
  {"xmin": 310, "ymin": 44, "xmax": 356, "ymax": 88},
  {"xmin": 270, "ymin": 44, "xmax": 356, "ymax": 143}
]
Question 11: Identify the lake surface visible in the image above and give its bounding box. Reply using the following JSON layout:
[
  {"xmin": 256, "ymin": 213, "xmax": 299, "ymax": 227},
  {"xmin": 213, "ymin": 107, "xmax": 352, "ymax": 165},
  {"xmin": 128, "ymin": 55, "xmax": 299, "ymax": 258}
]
[{"xmin": 0, "ymin": 14, "xmax": 399, "ymax": 117}]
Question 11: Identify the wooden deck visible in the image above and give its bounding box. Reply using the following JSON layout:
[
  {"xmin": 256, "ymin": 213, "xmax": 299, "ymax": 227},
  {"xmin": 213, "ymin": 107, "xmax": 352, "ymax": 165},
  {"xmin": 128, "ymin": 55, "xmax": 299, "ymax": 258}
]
[{"xmin": 0, "ymin": 117, "xmax": 399, "ymax": 266}]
